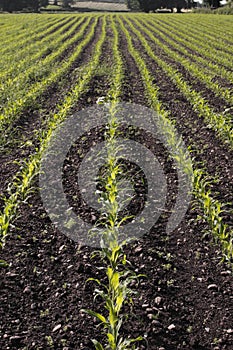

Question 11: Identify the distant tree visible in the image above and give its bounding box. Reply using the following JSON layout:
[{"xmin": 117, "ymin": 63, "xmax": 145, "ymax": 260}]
[
  {"xmin": 0, "ymin": 0, "xmax": 48, "ymax": 11},
  {"xmin": 136, "ymin": 0, "xmax": 187, "ymax": 12},
  {"xmin": 203, "ymin": 0, "xmax": 221, "ymax": 7},
  {"xmin": 40, "ymin": 0, "xmax": 49, "ymax": 6},
  {"xmin": 61, "ymin": 0, "xmax": 74, "ymax": 7}
]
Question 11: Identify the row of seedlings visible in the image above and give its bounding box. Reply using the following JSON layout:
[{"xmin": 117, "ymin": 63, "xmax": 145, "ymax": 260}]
[
  {"xmin": 0, "ymin": 16, "xmax": 107, "ymax": 247},
  {"xmin": 118, "ymin": 16, "xmax": 232, "ymax": 263}
]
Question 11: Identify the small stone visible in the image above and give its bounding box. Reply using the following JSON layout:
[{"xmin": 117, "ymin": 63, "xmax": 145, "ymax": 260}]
[
  {"xmin": 91, "ymin": 215, "xmax": 97, "ymax": 222},
  {"xmin": 226, "ymin": 329, "xmax": 233, "ymax": 334},
  {"xmin": 146, "ymin": 308, "xmax": 153, "ymax": 312},
  {"xmin": 10, "ymin": 336, "xmax": 22, "ymax": 345},
  {"xmin": 208, "ymin": 284, "xmax": 218, "ymax": 290},
  {"xmin": 155, "ymin": 296, "xmax": 162, "ymax": 305},
  {"xmin": 159, "ymin": 347, "xmax": 165, "ymax": 350},
  {"xmin": 147, "ymin": 314, "xmax": 154, "ymax": 319},
  {"xmin": 135, "ymin": 246, "xmax": 143, "ymax": 253},
  {"xmin": 52, "ymin": 324, "xmax": 62, "ymax": 332},
  {"xmin": 168, "ymin": 324, "xmax": 175, "ymax": 330},
  {"xmin": 23, "ymin": 286, "xmax": 31, "ymax": 293},
  {"xmin": 59, "ymin": 245, "xmax": 65, "ymax": 252},
  {"xmin": 6, "ymin": 272, "xmax": 18, "ymax": 278},
  {"xmin": 205, "ymin": 327, "xmax": 210, "ymax": 332},
  {"xmin": 142, "ymin": 304, "xmax": 149, "ymax": 308},
  {"xmin": 221, "ymin": 270, "xmax": 231, "ymax": 276}
]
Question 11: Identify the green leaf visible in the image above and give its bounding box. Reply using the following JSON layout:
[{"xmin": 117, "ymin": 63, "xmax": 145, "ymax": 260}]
[
  {"xmin": 112, "ymin": 271, "xmax": 119, "ymax": 290},
  {"xmin": 107, "ymin": 332, "xmax": 115, "ymax": 346},
  {"xmin": 92, "ymin": 339, "xmax": 104, "ymax": 350},
  {"xmin": 81, "ymin": 309, "xmax": 107, "ymax": 324},
  {"xmin": 0, "ymin": 259, "xmax": 8, "ymax": 267}
]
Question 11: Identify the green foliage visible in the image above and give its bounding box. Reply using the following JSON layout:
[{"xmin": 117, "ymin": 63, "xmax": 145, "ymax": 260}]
[
  {"xmin": 0, "ymin": 0, "xmax": 48, "ymax": 12},
  {"xmin": 118, "ymin": 15, "xmax": 232, "ymax": 262},
  {"xmin": 0, "ymin": 15, "xmax": 106, "ymax": 247},
  {"xmin": 134, "ymin": 0, "xmax": 187, "ymax": 12},
  {"xmin": 127, "ymin": 16, "xmax": 233, "ymax": 148}
]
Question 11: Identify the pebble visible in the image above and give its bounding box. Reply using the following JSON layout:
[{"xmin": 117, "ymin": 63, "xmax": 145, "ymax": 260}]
[
  {"xmin": 135, "ymin": 246, "xmax": 143, "ymax": 253},
  {"xmin": 207, "ymin": 284, "xmax": 218, "ymax": 290},
  {"xmin": 6, "ymin": 272, "xmax": 18, "ymax": 278},
  {"xmin": 155, "ymin": 296, "xmax": 162, "ymax": 305},
  {"xmin": 146, "ymin": 307, "xmax": 153, "ymax": 312},
  {"xmin": 205, "ymin": 327, "xmax": 210, "ymax": 332},
  {"xmin": 226, "ymin": 329, "xmax": 233, "ymax": 334},
  {"xmin": 167, "ymin": 324, "xmax": 175, "ymax": 330},
  {"xmin": 52, "ymin": 324, "xmax": 62, "ymax": 332},
  {"xmin": 142, "ymin": 303, "xmax": 149, "ymax": 308},
  {"xmin": 147, "ymin": 314, "xmax": 154, "ymax": 320},
  {"xmin": 10, "ymin": 336, "xmax": 22, "ymax": 344},
  {"xmin": 23, "ymin": 286, "xmax": 31, "ymax": 293},
  {"xmin": 221, "ymin": 270, "xmax": 232, "ymax": 276}
]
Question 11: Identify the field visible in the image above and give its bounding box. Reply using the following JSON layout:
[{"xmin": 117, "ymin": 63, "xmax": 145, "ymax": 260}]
[{"xmin": 0, "ymin": 13, "xmax": 233, "ymax": 350}]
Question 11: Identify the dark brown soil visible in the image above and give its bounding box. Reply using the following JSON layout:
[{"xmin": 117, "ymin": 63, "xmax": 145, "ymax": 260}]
[{"xmin": 0, "ymin": 16, "xmax": 233, "ymax": 350}]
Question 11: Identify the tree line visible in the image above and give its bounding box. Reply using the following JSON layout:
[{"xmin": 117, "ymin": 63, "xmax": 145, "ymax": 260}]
[
  {"xmin": 0, "ymin": 0, "xmax": 48, "ymax": 11},
  {"xmin": 127, "ymin": 0, "xmax": 221, "ymax": 11},
  {"xmin": 0, "ymin": 0, "xmax": 222, "ymax": 12},
  {"xmin": 0, "ymin": 0, "xmax": 75, "ymax": 11}
]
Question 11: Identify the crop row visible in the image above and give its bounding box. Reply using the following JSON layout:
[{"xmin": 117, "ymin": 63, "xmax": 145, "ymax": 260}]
[
  {"xmin": 137, "ymin": 17, "xmax": 233, "ymax": 105},
  {"xmin": 0, "ymin": 15, "xmax": 106, "ymax": 247},
  {"xmin": 159, "ymin": 15, "xmax": 233, "ymax": 46},
  {"xmin": 0, "ymin": 16, "xmax": 144, "ymax": 348},
  {"xmin": 0, "ymin": 17, "xmax": 84, "ymax": 104},
  {"xmin": 118, "ymin": 16, "xmax": 232, "ymax": 262},
  {"xmin": 0, "ymin": 15, "xmax": 98, "ymax": 147},
  {"xmin": 146, "ymin": 17, "xmax": 233, "ymax": 86},
  {"xmin": 0, "ymin": 15, "xmax": 61, "ymax": 55},
  {"xmin": 165, "ymin": 17, "xmax": 233, "ymax": 53},
  {"xmin": 124, "ymin": 17, "xmax": 233, "ymax": 149},
  {"xmin": 151, "ymin": 16, "xmax": 233, "ymax": 73},
  {"xmin": 0, "ymin": 16, "xmax": 77, "ymax": 81}
]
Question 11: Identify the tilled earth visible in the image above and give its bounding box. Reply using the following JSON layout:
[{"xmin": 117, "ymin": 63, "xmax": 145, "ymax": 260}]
[{"xmin": 1, "ymin": 17, "xmax": 233, "ymax": 350}]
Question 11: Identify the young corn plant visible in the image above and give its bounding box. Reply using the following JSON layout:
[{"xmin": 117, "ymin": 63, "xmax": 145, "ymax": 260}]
[
  {"xmin": 193, "ymin": 169, "xmax": 233, "ymax": 263},
  {"xmin": 81, "ymin": 17, "xmax": 143, "ymax": 349},
  {"xmin": 82, "ymin": 105, "xmax": 144, "ymax": 350}
]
